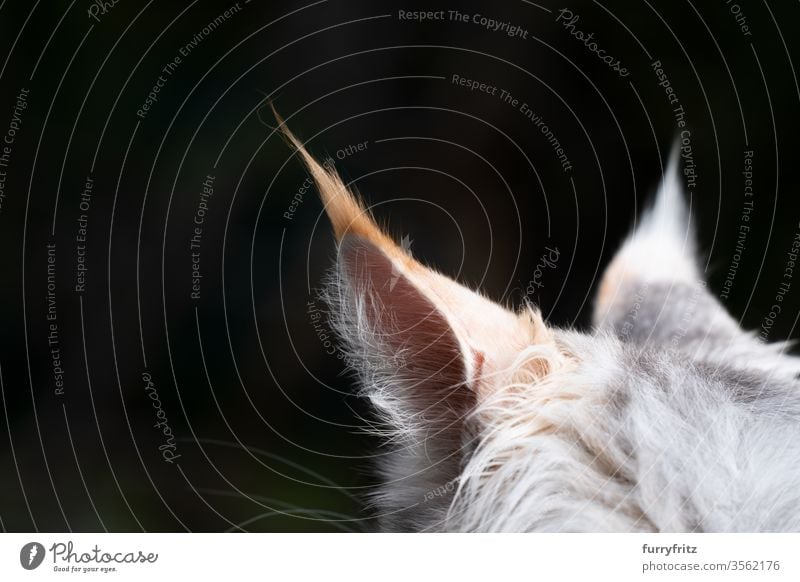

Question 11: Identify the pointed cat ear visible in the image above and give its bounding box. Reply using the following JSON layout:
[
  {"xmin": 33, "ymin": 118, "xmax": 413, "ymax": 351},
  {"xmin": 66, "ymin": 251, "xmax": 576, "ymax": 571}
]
[
  {"xmin": 279, "ymin": 122, "xmax": 545, "ymax": 438},
  {"xmin": 594, "ymin": 153, "xmax": 743, "ymax": 345}
]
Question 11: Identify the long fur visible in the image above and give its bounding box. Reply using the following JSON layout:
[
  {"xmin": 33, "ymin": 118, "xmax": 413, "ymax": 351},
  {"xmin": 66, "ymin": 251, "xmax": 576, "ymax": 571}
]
[{"xmin": 281, "ymin": 121, "xmax": 800, "ymax": 532}]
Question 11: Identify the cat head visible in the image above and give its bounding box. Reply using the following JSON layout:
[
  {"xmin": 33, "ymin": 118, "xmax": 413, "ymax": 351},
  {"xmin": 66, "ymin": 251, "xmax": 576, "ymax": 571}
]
[{"xmin": 281, "ymin": 125, "xmax": 800, "ymax": 532}]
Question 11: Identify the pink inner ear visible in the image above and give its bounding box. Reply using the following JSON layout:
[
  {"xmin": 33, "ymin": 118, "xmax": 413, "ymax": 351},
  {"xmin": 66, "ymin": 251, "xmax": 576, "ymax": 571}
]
[{"xmin": 338, "ymin": 235, "xmax": 474, "ymax": 421}]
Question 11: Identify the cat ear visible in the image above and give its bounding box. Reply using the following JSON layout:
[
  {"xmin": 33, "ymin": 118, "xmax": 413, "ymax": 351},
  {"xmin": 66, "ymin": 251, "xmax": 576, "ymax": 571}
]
[
  {"xmin": 594, "ymin": 152, "xmax": 743, "ymax": 346},
  {"xmin": 279, "ymin": 122, "xmax": 545, "ymax": 438}
]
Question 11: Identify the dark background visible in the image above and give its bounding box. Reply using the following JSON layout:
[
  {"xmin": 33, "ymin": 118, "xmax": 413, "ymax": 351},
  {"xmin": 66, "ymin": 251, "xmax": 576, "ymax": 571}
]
[{"xmin": 0, "ymin": 0, "xmax": 798, "ymax": 531}]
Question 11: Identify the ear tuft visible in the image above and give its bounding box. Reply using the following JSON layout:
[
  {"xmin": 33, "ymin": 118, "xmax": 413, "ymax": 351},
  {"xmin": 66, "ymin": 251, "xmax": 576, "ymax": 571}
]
[
  {"xmin": 275, "ymin": 112, "xmax": 399, "ymax": 253},
  {"xmin": 595, "ymin": 149, "xmax": 700, "ymax": 326},
  {"xmin": 629, "ymin": 145, "xmax": 697, "ymax": 266}
]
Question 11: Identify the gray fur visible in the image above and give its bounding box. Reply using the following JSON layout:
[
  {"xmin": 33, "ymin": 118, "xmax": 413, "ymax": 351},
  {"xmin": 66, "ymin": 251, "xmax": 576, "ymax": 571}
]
[{"xmin": 321, "ymin": 160, "xmax": 800, "ymax": 532}]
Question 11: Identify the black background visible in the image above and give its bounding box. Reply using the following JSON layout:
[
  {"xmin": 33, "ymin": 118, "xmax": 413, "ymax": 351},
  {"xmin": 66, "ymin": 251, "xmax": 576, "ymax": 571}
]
[{"xmin": 0, "ymin": 0, "xmax": 798, "ymax": 531}]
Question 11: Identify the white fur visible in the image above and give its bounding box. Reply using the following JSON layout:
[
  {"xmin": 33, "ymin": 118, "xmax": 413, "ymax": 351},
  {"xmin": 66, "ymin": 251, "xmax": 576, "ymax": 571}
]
[
  {"xmin": 620, "ymin": 152, "xmax": 698, "ymax": 283},
  {"xmin": 307, "ymin": 136, "xmax": 800, "ymax": 532}
]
